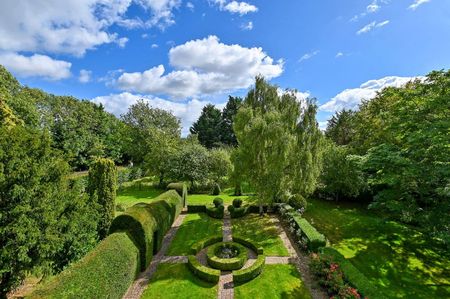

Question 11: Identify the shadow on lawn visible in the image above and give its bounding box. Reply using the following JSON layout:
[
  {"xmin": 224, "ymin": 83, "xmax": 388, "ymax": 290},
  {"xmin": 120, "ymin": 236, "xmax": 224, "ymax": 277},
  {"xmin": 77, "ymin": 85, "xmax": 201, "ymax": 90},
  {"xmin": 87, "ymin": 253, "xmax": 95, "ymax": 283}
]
[{"xmin": 304, "ymin": 199, "xmax": 450, "ymax": 298}]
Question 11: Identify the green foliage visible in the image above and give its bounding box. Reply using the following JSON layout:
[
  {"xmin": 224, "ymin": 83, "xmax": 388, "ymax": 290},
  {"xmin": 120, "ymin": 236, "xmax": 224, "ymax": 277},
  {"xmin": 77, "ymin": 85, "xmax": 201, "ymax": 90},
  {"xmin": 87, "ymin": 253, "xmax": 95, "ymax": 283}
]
[
  {"xmin": 232, "ymin": 236, "xmax": 264, "ymax": 255},
  {"xmin": 206, "ymin": 204, "xmax": 224, "ymax": 219},
  {"xmin": 220, "ymin": 96, "xmax": 242, "ymax": 147},
  {"xmin": 110, "ymin": 190, "xmax": 182, "ymax": 269},
  {"xmin": 232, "ymin": 254, "xmax": 265, "ymax": 283},
  {"xmin": 171, "ymin": 141, "xmax": 210, "ymax": 187},
  {"xmin": 189, "ymin": 236, "xmax": 224, "ymax": 255},
  {"xmin": 227, "ymin": 205, "xmax": 248, "ymax": 218},
  {"xmin": 0, "ymin": 98, "xmax": 22, "ymax": 128},
  {"xmin": 211, "ymin": 183, "xmax": 221, "ymax": 195},
  {"xmin": 29, "ymin": 232, "xmax": 140, "ymax": 299},
  {"xmin": 213, "ymin": 197, "xmax": 223, "ymax": 207},
  {"xmin": 187, "ymin": 255, "xmax": 220, "ymax": 283},
  {"xmin": 0, "ymin": 125, "xmax": 98, "ymax": 296},
  {"xmin": 206, "ymin": 242, "xmax": 248, "ymax": 271},
  {"xmin": 87, "ymin": 158, "xmax": 117, "ymax": 239},
  {"xmin": 187, "ymin": 205, "xmax": 207, "ymax": 213},
  {"xmin": 166, "ymin": 182, "xmax": 185, "ymax": 195},
  {"xmin": 208, "ymin": 148, "xmax": 232, "ymax": 184},
  {"xmin": 190, "ymin": 104, "xmax": 223, "ymax": 148},
  {"xmin": 232, "ymin": 198, "xmax": 243, "ymax": 208},
  {"xmin": 320, "ymin": 142, "xmax": 366, "ymax": 200},
  {"xmin": 325, "ymin": 109, "xmax": 356, "ymax": 146},
  {"xmin": 233, "ymin": 77, "xmax": 324, "ymax": 213}
]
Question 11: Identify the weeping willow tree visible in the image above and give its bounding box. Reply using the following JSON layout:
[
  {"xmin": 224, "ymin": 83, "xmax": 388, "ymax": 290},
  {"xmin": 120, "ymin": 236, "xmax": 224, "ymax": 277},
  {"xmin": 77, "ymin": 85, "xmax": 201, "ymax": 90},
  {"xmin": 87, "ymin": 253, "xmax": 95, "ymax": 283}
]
[{"xmin": 233, "ymin": 77, "xmax": 324, "ymax": 213}]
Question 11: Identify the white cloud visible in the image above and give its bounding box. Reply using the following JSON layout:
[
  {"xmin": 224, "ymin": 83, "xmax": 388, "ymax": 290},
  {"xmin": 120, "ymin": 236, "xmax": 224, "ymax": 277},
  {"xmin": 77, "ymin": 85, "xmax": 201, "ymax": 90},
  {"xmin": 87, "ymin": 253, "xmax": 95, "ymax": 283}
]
[
  {"xmin": 367, "ymin": 1, "xmax": 380, "ymax": 13},
  {"xmin": 299, "ymin": 50, "xmax": 319, "ymax": 63},
  {"xmin": 79, "ymin": 69, "xmax": 92, "ymax": 83},
  {"xmin": 186, "ymin": 2, "xmax": 194, "ymax": 11},
  {"xmin": 92, "ymin": 92, "xmax": 226, "ymax": 136},
  {"xmin": 0, "ymin": 52, "xmax": 71, "ymax": 80},
  {"xmin": 241, "ymin": 21, "xmax": 253, "ymax": 31},
  {"xmin": 116, "ymin": 35, "xmax": 283, "ymax": 98},
  {"xmin": 212, "ymin": 0, "xmax": 257, "ymax": 15},
  {"xmin": 350, "ymin": 0, "xmax": 385, "ymax": 22},
  {"xmin": 320, "ymin": 75, "xmax": 423, "ymax": 113},
  {"xmin": 116, "ymin": 37, "xmax": 129, "ymax": 48},
  {"xmin": 408, "ymin": 0, "xmax": 431, "ymax": 10},
  {"xmin": 151, "ymin": 43, "xmax": 159, "ymax": 48},
  {"xmin": 335, "ymin": 52, "xmax": 344, "ymax": 58},
  {"xmin": 357, "ymin": 20, "xmax": 389, "ymax": 35}
]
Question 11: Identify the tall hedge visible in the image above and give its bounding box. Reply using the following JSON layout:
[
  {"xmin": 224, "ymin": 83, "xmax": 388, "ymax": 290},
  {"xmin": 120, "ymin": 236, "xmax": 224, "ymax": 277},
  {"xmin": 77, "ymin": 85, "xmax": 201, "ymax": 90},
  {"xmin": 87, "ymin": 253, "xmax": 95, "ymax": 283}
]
[
  {"xmin": 87, "ymin": 158, "xmax": 117, "ymax": 239},
  {"xmin": 29, "ymin": 232, "xmax": 140, "ymax": 299},
  {"xmin": 109, "ymin": 190, "xmax": 182, "ymax": 270}
]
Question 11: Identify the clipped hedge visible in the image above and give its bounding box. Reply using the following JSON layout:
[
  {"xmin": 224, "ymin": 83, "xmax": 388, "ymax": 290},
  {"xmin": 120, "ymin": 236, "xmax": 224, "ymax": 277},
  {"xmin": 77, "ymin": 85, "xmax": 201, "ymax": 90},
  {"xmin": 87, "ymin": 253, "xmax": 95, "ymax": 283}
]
[
  {"xmin": 232, "ymin": 254, "xmax": 265, "ymax": 284},
  {"xmin": 187, "ymin": 255, "xmax": 220, "ymax": 283},
  {"xmin": 187, "ymin": 205, "xmax": 207, "ymax": 213},
  {"xmin": 109, "ymin": 190, "xmax": 182, "ymax": 269},
  {"xmin": 233, "ymin": 236, "xmax": 264, "ymax": 255},
  {"xmin": 228, "ymin": 205, "xmax": 248, "ymax": 218},
  {"xmin": 206, "ymin": 205, "xmax": 224, "ymax": 219},
  {"xmin": 167, "ymin": 182, "xmax": 188, "ymax": 207},
  {"xmin": 190, "ymin": 236, "xmax": 223, "ymax": 255},
  {"xmin": 29, "ymin": 232, "xmax": 140, "ymax": 299},
  {"xmin": 320, "ymin": 247, "xmax": 381, "ymax": 298},
  {"xmin": 206, "ymin": 242, "xmax": 248, "ymax": 271},
  {"xmin": 291, "ymin": 214, "xmax": 326, "ymax": 252},
  {"xmin": 247, "ymin": 205, "xmax": 269, "ymax": 214}
]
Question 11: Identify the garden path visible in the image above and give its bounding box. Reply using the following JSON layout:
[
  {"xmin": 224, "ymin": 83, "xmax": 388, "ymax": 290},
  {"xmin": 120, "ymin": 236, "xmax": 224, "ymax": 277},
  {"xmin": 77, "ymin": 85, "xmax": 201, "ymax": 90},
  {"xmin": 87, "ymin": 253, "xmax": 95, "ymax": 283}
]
[{"xmin": 218, "ymin": 207, "xmax": 234, "ymax": 299}]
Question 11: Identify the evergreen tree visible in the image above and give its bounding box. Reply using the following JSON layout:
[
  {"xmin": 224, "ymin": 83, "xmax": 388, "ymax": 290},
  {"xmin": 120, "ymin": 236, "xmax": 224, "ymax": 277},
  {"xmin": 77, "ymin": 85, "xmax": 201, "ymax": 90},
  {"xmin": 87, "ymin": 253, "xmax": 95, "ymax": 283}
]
[
  {"xmin": 220, "ymin": 96, "xmax": 242, "ymax": 146},
  {"xmin": 190, "ymin": 104, "xmax": 222, "ymax": 148}
]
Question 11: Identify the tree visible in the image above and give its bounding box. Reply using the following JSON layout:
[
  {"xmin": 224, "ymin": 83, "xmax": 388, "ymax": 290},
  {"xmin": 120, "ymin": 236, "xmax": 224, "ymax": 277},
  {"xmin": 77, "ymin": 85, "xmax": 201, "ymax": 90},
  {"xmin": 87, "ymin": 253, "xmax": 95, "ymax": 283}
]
[
  {"xmin": 122, "ymin": 100, "xmax": 181, "ymax": 164},
  {"xmin": 233, "ymin": 77, "xmax": 324, "ymax": 213},
  {"xmin": 190, "ymin": 104, "xmax": 223, "ymax": 148},
  {"xmin": 220, "ymin": 96, "xmax": 242, "ymax": 146},
  {"xmin": 208, "ymin": 148, "xmax": 232, "ymax": 184},
  {"xmin": 87, "ymin": 158, "xmax": 117, "ymax": 239},
  {"xmin": 325, "ymin": 109, "xmax": 356, "ymax": 146},
  {"xmin": 172, "ymin": 142, "xmax": 210, "ymax": 187}
]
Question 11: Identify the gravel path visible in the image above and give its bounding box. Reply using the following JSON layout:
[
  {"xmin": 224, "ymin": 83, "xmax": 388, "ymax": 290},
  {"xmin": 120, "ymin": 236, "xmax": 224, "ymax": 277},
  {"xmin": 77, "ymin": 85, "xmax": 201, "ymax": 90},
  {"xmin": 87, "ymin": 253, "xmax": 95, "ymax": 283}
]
[
  {"xmin": 122, "ymin": 214, "xmax": 187, "ymax": 299},
  {"xmin": 218, "ymin": 207, "xmax": 234, "ymax": 299}
]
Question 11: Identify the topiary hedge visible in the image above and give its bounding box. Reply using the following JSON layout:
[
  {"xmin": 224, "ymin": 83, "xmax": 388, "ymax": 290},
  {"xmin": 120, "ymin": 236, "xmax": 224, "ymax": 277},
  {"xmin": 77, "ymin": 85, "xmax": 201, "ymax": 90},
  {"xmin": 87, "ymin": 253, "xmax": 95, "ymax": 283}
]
[
  {"xmin": 109, "ymin": 190, "xmax": 182, "ymax": 270},
  {"xmin": 206, "ymin": 205, "xmax": 224, "ymax": 219},
  {"xmin": 206, "ymin": 242, "xmax": 248, "ymax": 271},
  {"xmin": 167, "ymin": 182, "xmax": 188, "ymax": 207},
  {"xmin": 228, "ymin": 205, "xmax": 248, "ymax": 218},
  {"xmin": 232, "ymin": 236, "xmax": 264, "ymax": 255},
  {"xmin": 29, "ymin": 232, "xmax": 140, "ymax": 299},
  {"xmin": 232, "ymin": 254, "xmax": 265, "ymax": 284},
  {"xmin": 187, "ymin": 255, "xmax": 220, "ymax": 283},
  {"xmin": 187, "ymin": 205, "xmax": 207, "ymax": 213},
  {"xmin": 320, "ymin": 247, "xmax": 381, "ymax": 298},
  {"xmin": 190, "ymin": 236, "xmax": 223, "ymax": 255}
]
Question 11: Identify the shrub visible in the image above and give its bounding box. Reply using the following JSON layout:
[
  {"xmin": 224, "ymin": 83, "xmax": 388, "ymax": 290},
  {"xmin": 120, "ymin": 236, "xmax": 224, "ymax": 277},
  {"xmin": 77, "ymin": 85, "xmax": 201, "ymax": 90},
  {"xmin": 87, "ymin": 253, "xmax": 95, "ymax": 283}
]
[
  {"xmin": 211, "ymin": 183, "xmax": 221, "ymax": 195},
  {"xmin": 187, "ymin": 255, "xmax": 220, "ymax": 283},
  {"xmin": 29, "ymin": 232, "xmax": 140, "ymax": 299},
  {"xmin": 115, "ymin": 203, "xmax": 126, "ymax": 212},
  {"xmin": 234, "ymin": 184, "xmax": 242, "ymax": 196},
  {"xmin": 206, "ymin": 205, "xmax": 224, "ymax": 219},
  {"xmin": 166, "ymin": 182, "xmax": 184, "ymax": 195},
  {"xmin": 190, "ymin": 236, "xmax": 223, "ymax": 255},
  {"xmin": 213, "ymin": 197, "xmax": 223, "ymax": 207},
  {"xmin": 289, "ymin": 194, "xmax": 307, "ymax": 210},
  {"xmin": 109, "ymin": 190, "xmax": 182, "ymax": 270},
  {"xmin": 206, "ymin": 242, "xmax": 248, "ymax": 271},
  {"xmin": 129, "ymin": 166, "xmax": 143, "ymax": 180},
  {"xmin": 247, "ymin": 205, "xmax": 269, "ymax": 214},
  {"xmin": 228, "ymin": 205, "xmax": 248, "ymax": 218},
  {"xmin": 87, "ymin": 158, "xmax": 117, "ymax": 239},
  {"xmin": 232, "ymin": 198, "xmax": 243, "ymax": 208},
  {"xmin": 187, "ymin": 205, "xmax": 207, "ymax": 213},
  {"xmin": 232, "ymin": 236, "xmax": 263, "ymax": 255},
  {"xmin": 232, "ymin": 254, "xmax": 265, "ymax": 283}
]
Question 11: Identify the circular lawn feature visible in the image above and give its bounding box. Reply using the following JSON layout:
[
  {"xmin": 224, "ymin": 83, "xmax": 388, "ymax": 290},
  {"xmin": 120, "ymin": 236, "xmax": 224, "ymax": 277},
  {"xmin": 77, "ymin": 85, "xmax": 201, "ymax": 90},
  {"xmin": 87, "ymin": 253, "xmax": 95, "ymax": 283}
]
[{"xmin": 206, "ymin": 242, "xmax": 248, "ymax": 271}]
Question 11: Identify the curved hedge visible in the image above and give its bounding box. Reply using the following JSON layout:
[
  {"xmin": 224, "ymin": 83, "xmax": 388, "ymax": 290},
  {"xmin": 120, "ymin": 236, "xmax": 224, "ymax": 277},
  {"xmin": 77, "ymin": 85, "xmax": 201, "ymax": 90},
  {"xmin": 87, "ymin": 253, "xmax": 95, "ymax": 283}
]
[
  {"xmin": 187, "ymin": 255, "xmax": 220, "ymax": 283},
  {"xmin": 187, "ymin": 205, "xmax": 207, "ymax": 213},
  {"xmin": 190, "ymin": 236, "xmax": 223, "ymax": 255},
  {"xmin": 233, "ymin": 236, "xmax": 264, "ymax": 255},
  {"xmin": 206, "ymin": 242, "xmax": 248, "ymax": 271},
  {"xmin": 29, "ymin": 232, "xmax": 140, "ymax": 299},
  {"xmin": 167, "ymin": 182, "xmax": 188, "ymax": 207},
  {"xmin": 227, "ymin": 205, "xmax": 248, "ymax": 218},
  {"xmin": 206, "ymin": 205, "xmax": 224, "ymax": 219},
  {"xmin": 109, "ymin": 190, "xmax": 182, "ymax": 270},
  {"xmin": 320, "ymin": 247, "xmax": 381, "ymax": 298},
  {"xmin": 232, "ymin": 254, "xmax": 265, "ymax": 284}
]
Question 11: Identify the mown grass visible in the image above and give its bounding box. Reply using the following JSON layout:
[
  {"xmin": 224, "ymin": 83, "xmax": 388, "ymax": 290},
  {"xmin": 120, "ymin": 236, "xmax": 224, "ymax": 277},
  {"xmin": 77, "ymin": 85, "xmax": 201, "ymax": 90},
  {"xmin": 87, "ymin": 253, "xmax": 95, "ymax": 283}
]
[
  {"xmin": 232, "ymin": 214, "xmax": 289, "ymax": 256},
  {"xmin": 187, "ymin": 188, "xmax": 256, "ymax": 206},
  {"xmin": 141, "ymin": 263, "xmax": 217, "ymax": 299},
  {"xmin": 234, "ymin": 264, "xmax": 311, "ymax": 299},
  {"xmin": 115, "ymin": 177, "xmax": 163, "ymax": 210},
  {"xmin": 304, "ymin": 199, "xmax": 450, "ymax": 298},
  {"xmin": 166, "ymin": 213, "xmax": 223, "ymax": 256}
]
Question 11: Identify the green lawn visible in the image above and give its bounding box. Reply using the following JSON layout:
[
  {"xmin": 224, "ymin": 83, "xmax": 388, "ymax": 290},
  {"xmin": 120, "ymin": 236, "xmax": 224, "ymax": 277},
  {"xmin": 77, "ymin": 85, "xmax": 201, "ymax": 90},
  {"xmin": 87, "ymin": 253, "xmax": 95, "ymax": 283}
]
[
  {"xmin": 232, "ymin": 214, "xmax": 289, "ymax": 256},
  {"xmin": 141, "ymin": 263, "xmax": 217, "ymax": 299},
  {"xmin": 234, "ymin": 264, "xmax": 311, "ymax": 299},
  {"xmin": 304, "ymin": 199, "xmax": 450, "ymax": 298},
  {"xmin": 167, "ymin": 213, "xmax": 223, "ymax": 256},
  {"xmin": 187, "ymin": 189, "xmax": 255, "ymax": 206},
  {"xmin": 115, "ymin": 178, "xmax": 163, "ymax": 209}
]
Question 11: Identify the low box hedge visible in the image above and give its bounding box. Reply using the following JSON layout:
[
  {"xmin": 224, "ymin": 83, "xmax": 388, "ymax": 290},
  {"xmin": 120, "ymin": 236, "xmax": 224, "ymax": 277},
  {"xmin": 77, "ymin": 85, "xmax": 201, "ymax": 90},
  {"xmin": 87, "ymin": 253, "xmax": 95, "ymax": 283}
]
[
  {"xmin": 228, "ymin": 205, "xmax": 248, "ymax": 218},
  {"xmin": 190, "ymin": 236, "xmax": 223, "ymax": 255},
  {"xmin": 320, "ymin": 247, "xmax": 381, "ymax": 298},
  {"xmin": 166, "ymin": 182, "xmax": 184, "ymax": 195},
  {"xmin": 232, "ymin": 254, "xmax": 265, "ymax": 284},
  {"xmin": 233, "ymin": 236, "xmax": 264, "ymax": 255},
  {"xmin": 187, "ymin": 255, "xmax": 220, "ymax": 283},
  {"xmin": 206, "ymin": 242, "xmax": 248, "ymax": 271},
  {"xmin": 291, "ymin": 215, "xmax": 326, "ymax": 252},
  {"xmin": 206, "ymin": 204, "xmax": 224, "ymax": 219},
  {"xmin": 247, "ymin": 205, "xmax": 269, "ymax": 214},
  {"xmin": 29, "ymin": 232, "xmax": 140, "ymax": 299},
  {"xmin": 109, "ymin": 190, "xmax": 182, "ymax": 270},
  {"xmin": 187, "ymin": 205, "xmax": 207, "ymax": 213}
]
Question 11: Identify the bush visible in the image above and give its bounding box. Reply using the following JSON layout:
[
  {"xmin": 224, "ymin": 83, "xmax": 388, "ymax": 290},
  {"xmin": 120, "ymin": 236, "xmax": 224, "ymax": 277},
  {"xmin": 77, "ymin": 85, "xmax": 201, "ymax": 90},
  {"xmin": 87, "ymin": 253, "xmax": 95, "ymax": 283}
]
[
  {"xmin": 29, "ymin": 233, "xmax": 140, "ymax": 299},
  {"xmin": 232, "ymin": 254, "xmax": 265, "ymax": 283},
  {"xmin": 232, "ymin": 198, "xmax": 243, "ymax": 208},
  {"xmin": 129, "ymin": 166, "xmax": 143, "ymax": 180},
  {"xmin": 109, "ymin": 190, "xmax": 182, "ymax": 270},
  {"xmin": 234, "ymin": 184, "xmax": 242, "ymax": 196},
  {"xmin": 206, "ymin": 242, "xmax": 248, "ymax": 271},
  {"xmin": 228, "ymin": 205, "xmax": 248, "ymax": 218},
  {"xmin": 232, "ymin": 236, "xmax": 263, "ymax": 255},
  {"xmin": 213, "ymin": 197, "xmax": 223, "ymax": 207},
  {"xmin": 289, "ymin": 194, "xmax": 307, "ymax": 210},
  {"xmin": 206, "ymin": 205, "xmax": 224, "ymax": 219},
  {"xmin": 187, "ymin": 255, "xmax": 220, "ymax": 283},
  {"xmin": 190, "ymin": 236, "xmax": 223, "ymax": 255},
  {"xmin": 247, "ymin": 205, "xmax": 269, "ymax": 214},
  {"xmin": 211, "ymin": 183, "xmax": 221, "ymax": 195},
  {"xmin": 187, "ymin": 205, "xmax": 207, "ymax": 213},
  {"xmin": 166, "ymin": 182, "xmax": 184, "ymax": 195},
  {"xmin": 115, "ymin": 203, "xmax": 126, "ymax": 212}
]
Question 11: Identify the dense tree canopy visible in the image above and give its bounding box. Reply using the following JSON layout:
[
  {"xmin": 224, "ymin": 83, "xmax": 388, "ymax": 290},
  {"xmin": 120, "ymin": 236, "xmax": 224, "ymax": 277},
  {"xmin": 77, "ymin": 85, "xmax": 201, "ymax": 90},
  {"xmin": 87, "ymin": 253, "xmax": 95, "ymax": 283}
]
[
  {"xmin": 325, "ymin": 109, "xmax": 355, "ymax": 146},
  {"xmin": 190, "ymin": 104, "xmax": 223, "ymax": 149},
  {"xmin": 220, "ymin": 96, "xmax": 242, "ymax": 147}
]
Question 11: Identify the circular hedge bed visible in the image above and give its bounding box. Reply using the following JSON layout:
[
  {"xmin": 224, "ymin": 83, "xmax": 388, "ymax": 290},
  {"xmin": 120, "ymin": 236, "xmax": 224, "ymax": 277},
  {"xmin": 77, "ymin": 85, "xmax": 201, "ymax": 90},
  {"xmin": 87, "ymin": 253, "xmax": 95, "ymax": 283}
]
[{"xmin": 206, "ymin": 242, "xmax": 248, "ymax": 271}]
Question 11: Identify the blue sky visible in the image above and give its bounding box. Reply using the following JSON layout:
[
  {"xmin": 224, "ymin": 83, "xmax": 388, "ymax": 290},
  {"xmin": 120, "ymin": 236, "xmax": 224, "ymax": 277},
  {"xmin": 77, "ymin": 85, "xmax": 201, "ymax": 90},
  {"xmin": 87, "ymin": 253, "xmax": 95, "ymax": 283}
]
[{"xmin": 0, "ymin": 0, "xmax": 449, "ymax": 134}]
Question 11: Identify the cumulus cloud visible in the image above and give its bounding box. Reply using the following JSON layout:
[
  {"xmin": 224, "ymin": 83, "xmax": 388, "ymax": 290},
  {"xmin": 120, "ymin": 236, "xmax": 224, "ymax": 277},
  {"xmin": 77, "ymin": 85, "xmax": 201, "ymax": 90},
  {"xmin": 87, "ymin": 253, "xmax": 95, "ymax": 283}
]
[
  {"xmin": 151, "ymin": 43, "xmax": 159, "ymax": 48},
  {"xmin": 212, "ymin": 0, "xmax": 258, "ymax": 15},
  {"xmin": 116, "ymin": 35, "xmax": 283, "ymax": 98},
  {"xmin": 186, "ymin": 2, "xmax": 195, "ymax": 11},
  {"xmin": 0, "ymin": 52, "xmax": 71, "ymax": 80},
  {"xmin": 408, "ymin": 0, "xmax": 431, "ymax": 10},
  {"xmin": 357, "ymin": 20, "xmax": 389, "ymax": 35},
  {"xmin": 320, "ymin": 76, "xmax": 423, "ymax": 113},
  {"xmin": 92, "ymin": 92, "xmax": 226, "ymax": 136},
  {"xmin": 241, "ymin": 21, "xmax": 254, "ymax": 31},
  {"xmin": 79, "ymin": 69, "xmax": 92, "ymax": 83},
  {"xmin": 299, "ymin": 50, "xmax": 319, "ymax": 63}
]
